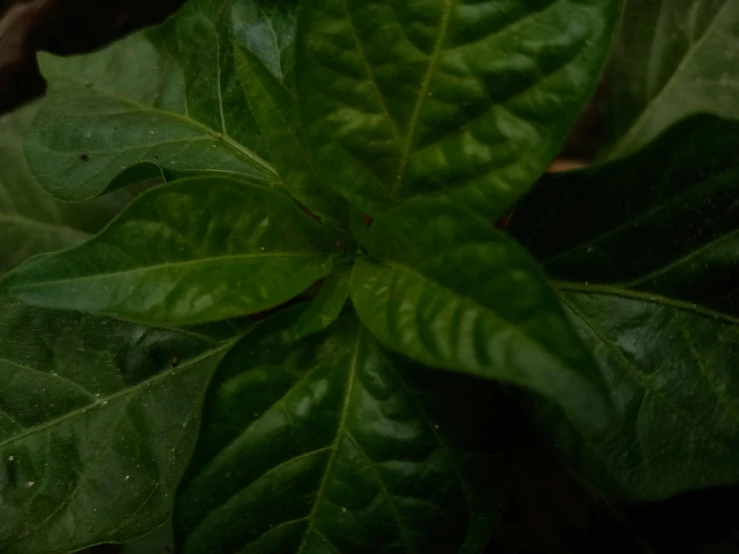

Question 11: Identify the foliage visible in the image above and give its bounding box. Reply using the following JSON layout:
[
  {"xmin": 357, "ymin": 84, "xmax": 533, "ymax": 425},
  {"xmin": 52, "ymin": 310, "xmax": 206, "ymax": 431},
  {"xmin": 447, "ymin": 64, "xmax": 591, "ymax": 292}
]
[{"xmin": 1, "ymin": 0, "xmax": 738, "ymax": 552}]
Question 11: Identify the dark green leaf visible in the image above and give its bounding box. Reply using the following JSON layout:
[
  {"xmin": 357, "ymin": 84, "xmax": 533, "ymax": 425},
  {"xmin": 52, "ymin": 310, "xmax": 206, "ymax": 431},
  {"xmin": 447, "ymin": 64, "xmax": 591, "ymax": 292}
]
[
  {"xmin": 235, "ymin": 42, "xmax": 349, "ymax": 227},
  {"xmin": 511, "ymin": 115, "xmax": 739, "ymax": 316},
  {"xmin": 25, "ymin": 2, "xmax": 277, "ymax": 202},
  {"xmin": 511, "ymin": 115, "xmax": 739, "ymax": 499},
  {"xmin": 349, "ymin": 198, "xmax": 613, "ymax": 425},
  {"xmin": 294, "ymin": 258, "xmax": 352, "ymax": 339},
  {"xmin": 534, "ymin": 291, "xmax": 739, "ymax": 500},
  {"xmin": 295, "ymin": 0, "xmax": 621, "ymax": 217},
  {"xmin": 0, "ymin": 296, "xmax": 228, "ymax": 554},
  {"xmin": 0, "ymin": 103, "xmax": 140, "ymax": 274},
  {"xmin": 4, "ymin": 176, "xmax": 335, "ymax": 326},
  {"xmin": 175, "ymin": 314, "xmax": 509, "ymax": 554},
  {"xmin": 604, "ymin": 0, "xmax": 739, "ymax": 159}
]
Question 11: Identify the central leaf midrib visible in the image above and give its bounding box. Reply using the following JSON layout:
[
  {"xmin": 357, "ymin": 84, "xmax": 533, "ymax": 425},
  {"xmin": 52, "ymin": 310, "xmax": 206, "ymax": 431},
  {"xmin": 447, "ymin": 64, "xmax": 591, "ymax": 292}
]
[
  {"xmin": 553, "ymin": 280, "xmax": 739, "ymax": 325},
  {"xmin": 295, "ymin": 333, "xmax": 360, "ymax": 554},
  {"xmin": 11, "ymin": 252, "xmax": 322, "ymax": 289},
  {"xmin": 0, "ymin": 343, "xmax": 230, "ymax": 450},
  {"xmin": 56, "ymin": 76, "xmax": 278, "ymax": 179},
  {"xmin": 394, "ymin": 0, "xmax": 457, "ymax": 198}
]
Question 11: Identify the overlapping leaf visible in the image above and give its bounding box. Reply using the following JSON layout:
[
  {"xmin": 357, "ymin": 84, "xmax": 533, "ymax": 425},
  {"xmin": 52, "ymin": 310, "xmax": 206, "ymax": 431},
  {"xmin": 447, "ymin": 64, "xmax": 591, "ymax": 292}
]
[
  {"xmin": 604, "ymin": 0, "xmax": 739, "ymax": 158},
  {"xmin": 0, "ymin": 296, "xmax": 228, "ymax": 554},
  {"xmin": 511, "ymin": 115, "xmax": 739, "ymax": 499},
  {"xmin": 175, "ymin": 312, "xmax": 509, "ymax": 554},
  {"xmin": 0, "ymin": 103, "xmax": 139, "ymax": 273},
  {"xmin": 295, "ymin": 0, "xmax": 621, "ymax": 218},
  {"xmin": 4, "ymin": 176, "xmax": 335, "ymax": 326},
  {"xmin": 24, "ymin": 0, "xmax": 278, "ymax": 202},
  {"xmin": 349, "ymin": 198, "xmax": 612, "ymax": 425}
]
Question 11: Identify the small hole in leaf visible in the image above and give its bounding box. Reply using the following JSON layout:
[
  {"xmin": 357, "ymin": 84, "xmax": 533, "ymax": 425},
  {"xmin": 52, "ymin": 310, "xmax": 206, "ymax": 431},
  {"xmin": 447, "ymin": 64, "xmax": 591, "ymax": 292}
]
[{"xmin": 79, "ymin": 153, "xmax": 89, "ymax": 162}]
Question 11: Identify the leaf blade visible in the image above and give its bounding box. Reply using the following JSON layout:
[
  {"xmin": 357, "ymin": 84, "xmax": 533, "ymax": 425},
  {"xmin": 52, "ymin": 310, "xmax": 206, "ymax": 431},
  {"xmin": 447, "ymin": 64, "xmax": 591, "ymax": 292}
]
[
  {"xmin": 4, "ymin": 176, "xmax": 335, "ymax": 326},
  {"xmin": 25, "ymin": 5, "xmax": 277, "ymax": 202},
  {"xmin": 0, "ymin": 296, "xmax": 228, "ymax": 554},
  {"xmin": 511, "ymin": 115, "xmax": 739, "ymax": 499},
  {"xmin": 294, "ymin": 258, "xmax": 352, "ymax": 339},
  {"xmin": 296, "ymin": 0, "xmax": 621, "ymax": 217},
  {"xmin": 349, "ymin": 198, "xmax": 613, "ymax": 424},
  {"xmin": 175, "ymin": 315, "xmax": 509, "ymax": 554},
  {"xmin": 604, "ymin": 0, "xmax": 739, "ymax": 158}
]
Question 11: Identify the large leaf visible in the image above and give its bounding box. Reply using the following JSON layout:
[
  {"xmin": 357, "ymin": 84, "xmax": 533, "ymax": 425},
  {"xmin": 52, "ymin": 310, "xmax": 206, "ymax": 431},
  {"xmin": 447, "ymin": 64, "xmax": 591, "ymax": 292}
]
[
  {"xmin": 0, "ymin": 295, "xmax": 229, "ymax": 554},
  {"xmin": 295, "ymin": 0, "xmax": 621, "ymax": 218},
  {"xmin": 604, "ymin": 0, "xmax": 739, "ymax": 158},
  {"xmin": 24, "ymin": 0, "xmax": 278, "ymax": 202},
  {"xmin": 349, "ymin": 198, "xmax": 612, "ymax": 425},
  {"xmin": 0, "ymin": 103, "xmax": 141, "ymax": 274},
  {"xmin": 4, "ymin": 175, "xmax": 335, "ymax": 326},
  {"xmin": 510, "ymin": 115, "xmax": 739, "ymax": 499},
  {"xmin": 175, "ymin": 312, "xmax": 509, "ymax": 553}
]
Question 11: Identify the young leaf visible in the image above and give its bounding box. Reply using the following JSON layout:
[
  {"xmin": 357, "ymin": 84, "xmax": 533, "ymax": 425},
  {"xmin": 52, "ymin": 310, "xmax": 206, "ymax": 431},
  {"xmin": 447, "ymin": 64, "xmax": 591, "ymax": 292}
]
[
  {"xmin": 604, "ymin": 0, "xmax": 739, "ymax": 159},
  {"xmin": 175, "ymin": 314, "xmax": 509, "ymax": 554},
  {"xmin": 4, "ymin": 176, "xmax": 335, "ymax": 326},
  {"xmin": 294, "ymin": 258, "xmax": 352, "ymax": 339},
  {"xmin": 295, "ymin": 0, "xmax": 621, "ymax": 218},
  {"xmin": 25, "ymin": 4, "xmax": 277, "ymax": 202},
  {"xmin": 510, "ymin": 115, "xmax": 739, "ymax": 499},
  {"xmin": 0, "ymin": 296, "xmax": 229, "ymax": 554},
  {"xmin": 349, "ymin": 198, "xmax": 613, "ymax": 425},
  {"xmin": 0, "ymin": 103, "xmax": 140, "ymax": 274}
]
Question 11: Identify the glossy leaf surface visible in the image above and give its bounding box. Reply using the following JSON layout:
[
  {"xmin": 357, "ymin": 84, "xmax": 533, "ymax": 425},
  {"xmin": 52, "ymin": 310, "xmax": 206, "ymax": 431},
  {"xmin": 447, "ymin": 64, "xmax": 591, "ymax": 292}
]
[
  {"xmin": 511, "ymin": 115, "xmax": 739, "ymax": 499},
  {"xmin": 175, "ymin": 314, "xmax": 509, "ymax": 553},
  {"xmin": 349, "ymin": 199, "xmax": 612, "ymax": 424},
  {"xmin": 0, "ymin": 296, "xmax": 228, "ymax": 554},
  {"xmin": 0, "ymin": 103, "xmax": 139, "ymax": 273},
  {"xmin": 294, "ymin": 258, "xmax": 352, "ymax": 339},
  {"xmin": 5, "ymin": 176, "xmax": 335, "ymax": 326},
  {"xmin": 25, "ymin": 0, "xmax": 277, "ymax": 202},
  {"xmin": 605, "ymin": 0, "xmax": 739, "ymax": 158},
  {"xmin": 295, "ymin": 0, "xmax": 620, "ymax": 217}
]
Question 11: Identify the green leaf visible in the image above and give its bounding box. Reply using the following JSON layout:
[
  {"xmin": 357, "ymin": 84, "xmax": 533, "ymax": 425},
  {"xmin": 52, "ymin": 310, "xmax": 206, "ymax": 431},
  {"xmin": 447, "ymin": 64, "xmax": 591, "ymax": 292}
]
[
  {"xmin": 0, "ymin": 103, "xmax": 141, "ymax": 274},
  {"xmin": 294, "ymin": 258, "xmax": 352, "ymax": 339},
  {"xmin": 604, "ymin": 0, "xmax": 739, "ymax": 159},
  {"xmin": 4, "ymin": 176, "xmax": 335, "ymax": 326},
  {"xmin": 231, "ymin": 0, "xmax": 300, "ymax": 84},
  {"xmin": 25, "ymin": 2, "xmax": 277, "ymax": 202},
  {"xmin": 510, "ymin": 115, "xmax": 739, "ymax": 316},
  {"xmin": 175, "ymin": 314, "xmax": 509, "ymax": 554},
  {"xmin": 510, "ymin": 115, "xmax": 739, "ymax": 499},
  {"xmin": 349, "ymin": 198, "xmax": 612, "ymax": 425},
  {"xmin": 235, "ymin": 42, "xmax": 349, "ymax": 227},
  {"xmin": 0, "ymin": 296, "xmax": 229, "ymax": 554},
  {"xmin": 295, "ymin": 0, "xmax": 621, "ymax": 218}
]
